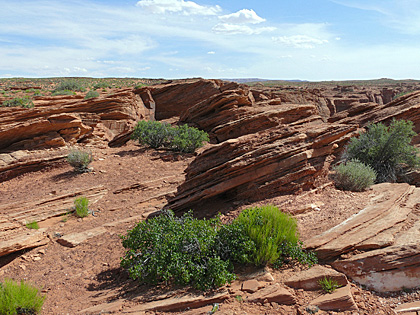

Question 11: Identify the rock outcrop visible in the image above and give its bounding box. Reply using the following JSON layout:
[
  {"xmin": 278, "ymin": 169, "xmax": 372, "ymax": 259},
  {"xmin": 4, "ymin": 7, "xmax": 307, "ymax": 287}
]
[{"xmin": 306, "ymin": 183, "xmax": 420, "ymax": 292}]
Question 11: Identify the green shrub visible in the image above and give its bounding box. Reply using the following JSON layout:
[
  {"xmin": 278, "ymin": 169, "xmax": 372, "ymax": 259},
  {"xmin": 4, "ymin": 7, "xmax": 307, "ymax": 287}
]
[
  {"xmin": 334, "ymin": 160, "xmax": 376, "ymax": 191},
  {"xmin": 74, "ymin": 196, "xmax": 89, "ymax": 218},
  {"xmin": 0, "ymin": 279, "xmax": 45, "ymax": 315},
  {"xmin": 51, "ymin": 89, "xmax": 76, "ymax": 96},
  {"xmin": 171, "ymin": 124, "xmax": 210, "ymax": 153},
  {"xmin": 25, "ymin": 221, "xmax": 39, "ymax": 230},
  {"xmin": 67, "ymin": 149, "xmax": 92, "ymax": 173},
  {"xmin": 235, "ymin": 205, "xmax": 315, "ymax": 266},
  {"xmin": 345, "ymin": 119, "xmax": 420, "ymax": 183},
  {"xmin": 84, "ymin": 90, "xmax": 100, "ymax": 100},
  {"xmin": 121, "ymin": 210, "xmax": 236, "ymax": 291},
  {"xmin": 131, "ymin": 120, "xmax": 209, "ymax": 153},
  {"xmin": 53, "ymin": 80, "xmax": 85, "ymax": 92},
  {"xmin": 1, "ymin": 97, "xmax": 34, "ymax": 108},
  {"xmin": 318, "ymin": 277, "xmax": 342, "ymax": 293}
]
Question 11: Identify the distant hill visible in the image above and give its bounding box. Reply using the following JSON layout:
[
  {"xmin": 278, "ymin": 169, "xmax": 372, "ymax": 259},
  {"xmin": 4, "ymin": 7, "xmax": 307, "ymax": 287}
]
[{"xmin": 224, "ymin": 78, "xmax": 308, "ymax": 84}]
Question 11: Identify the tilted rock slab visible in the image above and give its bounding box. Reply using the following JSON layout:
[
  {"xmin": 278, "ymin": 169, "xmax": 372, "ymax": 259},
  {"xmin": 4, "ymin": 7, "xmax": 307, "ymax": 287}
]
[
  {"xmin": 310, "ymin": 284, "xmax": 358, "ymax": 312},
  {"xmin": 306, "ymin": 183, "xmax": 420, "ymax": 292}
]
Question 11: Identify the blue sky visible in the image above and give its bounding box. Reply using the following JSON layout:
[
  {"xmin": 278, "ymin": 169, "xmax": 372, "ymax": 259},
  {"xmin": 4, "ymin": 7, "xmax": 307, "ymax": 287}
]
[{"xmin": 1, "ymin": 0, "xmax": 420, "ymax": 80}]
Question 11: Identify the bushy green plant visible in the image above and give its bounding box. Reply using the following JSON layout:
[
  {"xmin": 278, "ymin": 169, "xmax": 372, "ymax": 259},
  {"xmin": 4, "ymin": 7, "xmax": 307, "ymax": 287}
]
[
  {"xmin": 318, "ymin": 277, "xmax": 342, "ymax": 293},
  {"xmin": 51, "ymin": 90, "xmax": 76, "ymax": 96},
  {"xmin": 334, "ymin": 159, "xmax": 376, "ymax": 191},
  {"xmin": 121, "ymin": 210, "xmax": 235, "ymax": 291},
  {"xmin": 53, "ymin": 80, "xmax": 85, "ymax": 92},
  {"xmin": 1, "ymin": 97, "xmax": 34, "ymax": 108},
  {"xmin": 74, "ymin": 196, "xmax": 89, "ymax": 218},
  {"xmin": 131, "ymin": 120, "xmax": 209, "ymax": 153},
  {"xmin": 25, "ymin": 221, "xmax": 39, "ymax": 230},
  {"xmin": 235, "ymin": 205, "xmax": 316, "ymax": 266},
  {"xmin": 0, "ymin": 279, "xmax": 45, "ymax": 315},
  {"xmin": 84, "ymin": 90, "xmax": 100, "ymax": 100},
  {"xmin": 67, "ymin": 149, "xmax": 92, "ymax": 173},
  {"xmin": 345, "ymin": 119, "xmax": 420, "ymax": 183},
  {"xmin": 171, "ymin": 124, "xmax": 210, "ymax": 153}
]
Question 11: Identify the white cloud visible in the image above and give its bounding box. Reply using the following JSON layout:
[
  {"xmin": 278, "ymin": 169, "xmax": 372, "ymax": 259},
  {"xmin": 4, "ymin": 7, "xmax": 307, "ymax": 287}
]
[
  {"xmin": 272, "ymin": 35, "xmax": 329, "ymax": 49},
  {"xmin": 207, "ymin": 51, "xmax": 215, "ymax": 54},
  {"xmin": 213, "ymin": 23, "xmax": 276, "ymax": 35},
  {"xmin": 136, "ymin": 0, "xmax": 221, "ymax": 16},
  {"xmin": 219, "ymin": 9, "xmax": 265, "ymax": 24}
]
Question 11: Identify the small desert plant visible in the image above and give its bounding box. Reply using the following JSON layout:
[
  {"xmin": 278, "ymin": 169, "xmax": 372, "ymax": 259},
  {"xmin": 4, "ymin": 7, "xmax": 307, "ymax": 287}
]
[
  {"xmin": 51, "ymin": 89, "xmax": 75, "ymax": 96},
  {"xmin": 67, "ymin": 149, "xmax": 92, "ymax": 173},
  {"xmin": 334, "ymin": 160, "xmax": 376, "ymax": 191},
  {"xmin": 345, "ymin": 119, "xmax": 420, "ymax": 182},
  {"xmin": 53, "ymin": 80, "xmax": 85, "ymax": 92},
  {"xmin": 92, "ymin": 82, "xmax": 110, "ymax": 90},
  {"xmin": 235, "ymin": 205, "xmax": 316, "ymax": 267},
  {"xmin": 0, "ymin": 279, "xmax": 45, "ymax": 315},
  {"xmin": 84, "ymin": 90, "xmax": 100, "ymax": 100},
  {"xmin": 131, "ymin": 121, "xmax": 209, "ymax": 153},
  {"xmin": 25, "ymin": 221, "xmax": 39, "ymax": 230},
  {"xmin": 121, "ymin": 210, "xmax": 236, "ymax": 291},
  {"xmin": 74, "ymin": 196, "xmax": 89, "ymax": 218},
  {"xmin": 318, "ymin": 277, "xmax": 342, "ymax": 293},
  {"xmin": 1, "ymin": 97, "xmax": 34, "ymax": 108}
]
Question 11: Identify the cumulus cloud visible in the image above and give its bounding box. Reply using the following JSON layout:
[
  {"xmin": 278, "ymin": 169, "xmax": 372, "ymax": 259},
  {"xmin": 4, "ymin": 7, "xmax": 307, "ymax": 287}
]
[
  {"xmin": 272, "ymin": 35, "xmax": 329, "ymax": 49},
  {"xmin": 219, "ymin": 9, "xmax": 266, "ymax": 24},
  {"xmin": 207, "ymin": 51, "xmax": 215, "ymax": 54},
  {"xmin": 213, "ymin": 23, "xmax": 275, "ymax": 35},
  {"xmin": 136, "ymin": 0, "xmax": 221, "ymax": 15}
]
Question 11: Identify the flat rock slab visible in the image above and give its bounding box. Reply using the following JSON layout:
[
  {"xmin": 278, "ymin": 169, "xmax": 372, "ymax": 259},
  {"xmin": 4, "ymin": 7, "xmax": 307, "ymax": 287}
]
[
  {"xmin": 78, "ymin": 300, "xmax": 125, "ymax": 314},
  {"xmin": 0, "ymin": 229, "xmax": 49, "ymax": 257},
  {"xmin": 241, "ymin": 279, "xmax": 262, "ymax": 293},
  {"xmin": 395, "ymin": 301, "xmax": 420, "ymax": 313},
  {"xmin": 122, "ymin": 290, "xmax": 229, "ymax": 313},
  {"xmin": 247, "ymin": 283, "xmax": 296, "ymax": 305},
  {"xmin": 285, "ymin": 265, "xmax": 348, "ymax": 290},
  {"xmin": 306, "ymin": 183, "xmax": 417, "ymax": 260},
  {"xmin": 57, "ymin": 226, "xmax": 108, "ymax": 248},
  {"xmin": 310, "ymin": 284, "xmax": 358, "ymax": 312}
]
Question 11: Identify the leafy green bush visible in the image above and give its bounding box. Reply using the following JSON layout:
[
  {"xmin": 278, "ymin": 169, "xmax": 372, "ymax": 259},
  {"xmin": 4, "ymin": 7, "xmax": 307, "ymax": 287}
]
[
  {"xmin": 318, "ymin": 277, "xmax": 342, "ymax": 293},
  {"xmin": 131, "ymin": 121, "xmax": 209, "ymax": 153},
  {"xmin": 51, "ymin": 90, "xmax": 76, "ymax": 96},
  {"xmin": 74, "ymin": 196, "xmax": 89, "ymax": 218},
  {"xmin": 84, "ymin": 90, "xmax": 100, "ymax": 100},
  {"xmin": 25, "ymin": 221, "xmax": 39, "ymax": 230},
  {"xmin": 67, "ymin": 149, "xmax": 92, "ymax": 173},
  {"xmin": 121, "ymin": 210, "xmax": 235, "ymax": 291},
  {"xmin": 1, "ymin": 97, "xmax": 34, "ymax": 108},
  {"xmin": 53, "ymin": 80, "xmax": 86, "ymax": 92},
  {"xmin": 0, "ymin": 279, "xmax": 45, "ymax": 315},
  {"xmin": 334, "ymin": 160, "xmax": 376, "ymax": 191},
  {"xmin": 235, "ymin": 205, "xmax": 316, "ymax": 267},
  {"xmin": 345, "ymin": 119, "xmax": 420, "ymax": 183}
]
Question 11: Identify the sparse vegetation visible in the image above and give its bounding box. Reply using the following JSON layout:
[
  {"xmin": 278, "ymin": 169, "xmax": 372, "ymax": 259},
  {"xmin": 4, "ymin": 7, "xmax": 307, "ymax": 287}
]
[
  {"xmin": 131, "ymin": 120, "xmax": 209, "ymax": 153},
  {"xmin": 318, "ymin": 277, "xmax": 342, "ymax": 293},
  {"xmin": 1, "ymin": 97, "xmax": 34, "ymax": 108},
  {"xmin": 92, "ymin": 82, "xmax": 110, "ymax": 90},
  {"xmin": 345, "ymin": 119, "xmax": 420, "ymax": 183},
  {"xmin": 0, "ymin": 279, "xmax": 45, "ymax": 315},
  {"xmin": 334, "ymin": 159, "xmax": 376, "ymax": 191},
  {"xmin": 67, "ymin": 149, "xmax": 92, "ymax": 173},
  {"xmin": 25, "ymin": 221, "xmax": 39, "ymax": 230},
  {"xmin": 53, "ymin": 80, "xmax": 86, "ymax": 92},
  {"xmin": 84, "ymin": 90, "xmax": 100, "ymax": 99},
  {"xmin": 52, "ymin": 90, "xmax": 75, "ymax": 96},
  {"xmin": 74, "ymin": 196, "xmax": 89, "ymax": 218}
]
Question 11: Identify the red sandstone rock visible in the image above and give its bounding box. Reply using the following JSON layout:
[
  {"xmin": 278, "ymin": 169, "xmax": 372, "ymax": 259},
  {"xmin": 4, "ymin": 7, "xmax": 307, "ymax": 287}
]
[
  {"xmin": 310, "ymin": 284, "xmax": 358, "ymax": 312},
  {"xmin": 285, "ymin": 265, "xmax": 348, "ymax": 290}
]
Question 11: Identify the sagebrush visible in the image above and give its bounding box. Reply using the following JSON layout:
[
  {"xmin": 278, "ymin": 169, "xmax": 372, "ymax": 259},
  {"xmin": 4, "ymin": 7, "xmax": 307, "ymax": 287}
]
[
  {"xmin": 84, "ymin": 90, "xmax": 100, "ymax": 99},
  {"xmin": 345, "ymin": 119, "xmax": 420, "ymax": 183},
  {"xmin": 53, "ymin": 80, "xmax": 86, "ymax": 92},
  {"xmin": 334, "ymin": 159, "xmax": 376, "ymax": 191},
  {"xmin": 67, "ymin": 149, "xmax": 92, "ymax": 173},
  {"xmin": 1, "ymin": 97, "xmax": 34, "ymax": 108}
]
